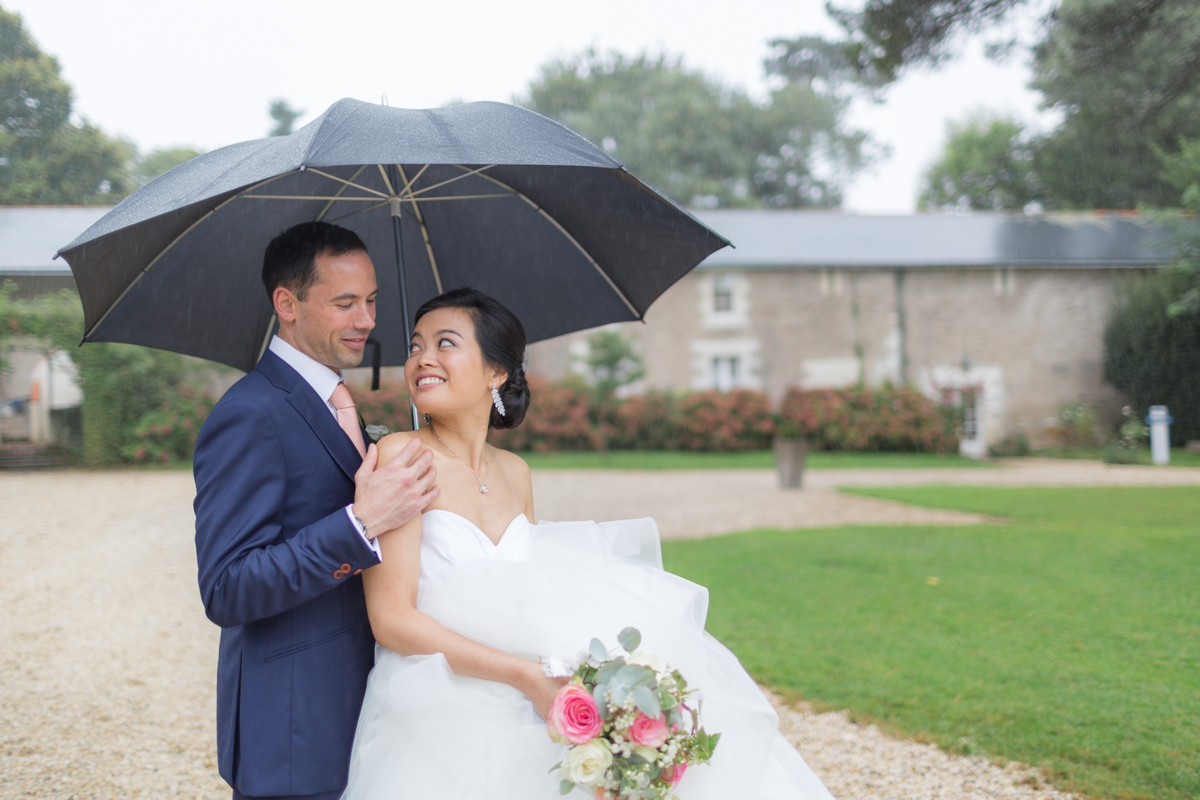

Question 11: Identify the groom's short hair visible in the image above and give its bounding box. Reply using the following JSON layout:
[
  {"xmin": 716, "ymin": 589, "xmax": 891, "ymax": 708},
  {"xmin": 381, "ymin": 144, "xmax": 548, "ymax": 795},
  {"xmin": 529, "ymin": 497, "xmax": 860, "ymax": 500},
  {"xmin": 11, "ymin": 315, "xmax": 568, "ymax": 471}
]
[{"xmin": 262, "ymin": 222, "xmax": 368, "ymax": 302}]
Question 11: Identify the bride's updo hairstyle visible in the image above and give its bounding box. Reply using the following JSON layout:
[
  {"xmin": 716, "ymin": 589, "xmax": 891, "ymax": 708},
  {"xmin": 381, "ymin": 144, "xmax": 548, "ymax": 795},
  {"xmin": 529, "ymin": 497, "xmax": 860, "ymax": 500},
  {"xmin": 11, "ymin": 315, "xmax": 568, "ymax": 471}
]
[{"xmin": 412, "ymin": 287, "xmax": 530, "ymax": 430}]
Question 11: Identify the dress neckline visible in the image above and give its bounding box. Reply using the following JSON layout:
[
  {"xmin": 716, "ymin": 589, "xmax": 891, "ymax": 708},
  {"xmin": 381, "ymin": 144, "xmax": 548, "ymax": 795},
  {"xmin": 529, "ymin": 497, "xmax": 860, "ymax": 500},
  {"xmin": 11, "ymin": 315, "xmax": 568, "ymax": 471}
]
[{"xmin": 423, "ymin": 508, "xmax": 527, "ymax": 548}]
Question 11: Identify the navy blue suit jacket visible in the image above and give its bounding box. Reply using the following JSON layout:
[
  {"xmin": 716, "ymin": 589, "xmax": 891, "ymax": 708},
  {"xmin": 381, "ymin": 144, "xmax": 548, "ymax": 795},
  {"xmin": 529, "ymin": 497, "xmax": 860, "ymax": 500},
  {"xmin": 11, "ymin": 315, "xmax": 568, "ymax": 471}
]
[{"xmin": 194, "ymin": 349, "xmax": 379, "ymax": 798}]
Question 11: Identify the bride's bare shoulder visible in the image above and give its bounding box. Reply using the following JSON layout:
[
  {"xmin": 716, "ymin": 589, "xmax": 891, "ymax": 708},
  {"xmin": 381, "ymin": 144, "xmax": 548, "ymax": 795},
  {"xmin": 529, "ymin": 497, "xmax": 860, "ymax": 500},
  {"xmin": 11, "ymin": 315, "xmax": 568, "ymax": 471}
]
[
  {"xmin": 376, "ymin": 430, "xmax": 429, "ymax": 467},
  {"xmin": 490, "ymin": 445, "xmax": 529, "ymax": 476}
]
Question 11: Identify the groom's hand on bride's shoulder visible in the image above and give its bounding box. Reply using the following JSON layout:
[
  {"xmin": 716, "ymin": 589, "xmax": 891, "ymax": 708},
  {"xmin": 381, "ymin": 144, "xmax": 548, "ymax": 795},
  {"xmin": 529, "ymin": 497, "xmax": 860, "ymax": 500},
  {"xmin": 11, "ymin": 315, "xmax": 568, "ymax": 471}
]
[{"xmin": 352, "ymin": 437, "xmax": 439, "ymax": 542}]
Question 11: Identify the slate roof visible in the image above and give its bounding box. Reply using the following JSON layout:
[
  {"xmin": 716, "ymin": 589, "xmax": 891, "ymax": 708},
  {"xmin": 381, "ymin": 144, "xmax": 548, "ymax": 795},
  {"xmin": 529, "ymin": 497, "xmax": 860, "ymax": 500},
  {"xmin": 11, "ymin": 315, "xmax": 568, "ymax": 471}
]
[
  {"xmin": 692, "ymin": 209, "xmax": 1172, "ymax": 270},
  {"xmin": 0, "ymin": 205, "xmax": 1174, "ymax": 278},
  {"xmin": 0, "ymin": 207, "xmax": 110, "ymax": 276}
]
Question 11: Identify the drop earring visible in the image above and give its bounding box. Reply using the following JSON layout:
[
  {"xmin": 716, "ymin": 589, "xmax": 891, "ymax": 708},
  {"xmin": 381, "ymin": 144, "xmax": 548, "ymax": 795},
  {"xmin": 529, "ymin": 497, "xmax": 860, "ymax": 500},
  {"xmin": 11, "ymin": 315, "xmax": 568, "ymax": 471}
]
[{"xmin": 491, "ymin": 382, "xmax": 506, "ymax": 417}]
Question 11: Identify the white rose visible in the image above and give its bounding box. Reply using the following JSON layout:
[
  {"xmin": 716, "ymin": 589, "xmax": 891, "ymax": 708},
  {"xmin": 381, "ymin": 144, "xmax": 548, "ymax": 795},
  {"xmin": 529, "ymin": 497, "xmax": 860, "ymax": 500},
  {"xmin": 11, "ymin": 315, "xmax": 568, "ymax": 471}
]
[
  {"xmin": 628, "ymin": 652, "xmax": 662, "ymax": 672},
  {"xmin": 563, "ymin": 740, "xmax": 613, "ymax": 787},
  {"xmin": 634, "ymin": 745, "xmax": 660, "ymax": 763}
]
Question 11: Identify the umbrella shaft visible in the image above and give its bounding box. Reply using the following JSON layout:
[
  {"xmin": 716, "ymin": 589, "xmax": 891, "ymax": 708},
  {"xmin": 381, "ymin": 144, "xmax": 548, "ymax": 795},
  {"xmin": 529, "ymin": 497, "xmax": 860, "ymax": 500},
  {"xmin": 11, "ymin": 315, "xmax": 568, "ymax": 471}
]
[{"xmin": 390, "ymin": 201, "xmax": 420, "ymax": 431}]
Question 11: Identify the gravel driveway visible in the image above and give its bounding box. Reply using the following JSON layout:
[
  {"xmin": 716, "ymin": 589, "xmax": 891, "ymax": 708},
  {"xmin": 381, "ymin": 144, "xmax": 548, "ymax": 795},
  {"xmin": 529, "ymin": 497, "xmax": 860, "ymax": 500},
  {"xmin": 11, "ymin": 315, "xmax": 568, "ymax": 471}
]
[{"xmin": 7, "ymin": 460, "xmax": 1184, "ymax": 798}]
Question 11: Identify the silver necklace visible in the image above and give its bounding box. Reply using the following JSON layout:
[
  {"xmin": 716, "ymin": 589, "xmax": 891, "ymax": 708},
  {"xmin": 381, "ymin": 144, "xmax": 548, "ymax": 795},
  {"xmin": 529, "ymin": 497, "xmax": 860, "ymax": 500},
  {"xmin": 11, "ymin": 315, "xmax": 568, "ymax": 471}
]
[{"xmin": 426, "ymin": 415, "xmax": 489, "ymax": 494}]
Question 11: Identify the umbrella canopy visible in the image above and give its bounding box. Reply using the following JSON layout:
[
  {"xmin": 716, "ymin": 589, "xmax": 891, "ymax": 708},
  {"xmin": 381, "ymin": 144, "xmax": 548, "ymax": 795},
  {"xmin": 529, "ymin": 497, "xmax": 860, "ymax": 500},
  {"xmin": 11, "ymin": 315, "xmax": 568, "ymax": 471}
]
[{"xmin": 57, "ymin": 98, "xmax": 729, "ymax": 375}]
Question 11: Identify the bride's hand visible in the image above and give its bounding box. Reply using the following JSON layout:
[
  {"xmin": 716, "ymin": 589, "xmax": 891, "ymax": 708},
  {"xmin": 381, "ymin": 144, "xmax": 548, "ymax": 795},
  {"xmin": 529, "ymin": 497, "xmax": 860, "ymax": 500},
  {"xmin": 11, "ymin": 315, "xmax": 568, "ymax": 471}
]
[{"xmin": 522, "ymin": 670, "xmax": 570, "ymax": 720}]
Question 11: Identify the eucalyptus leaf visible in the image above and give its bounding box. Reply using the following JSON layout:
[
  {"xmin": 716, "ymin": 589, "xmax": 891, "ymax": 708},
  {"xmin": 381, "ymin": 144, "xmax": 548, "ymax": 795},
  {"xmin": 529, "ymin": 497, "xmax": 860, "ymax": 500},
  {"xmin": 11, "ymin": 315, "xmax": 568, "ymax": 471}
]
[
  {"xmin": 625, "ymin": 753, "xmax": 650, "ymax": 767},
  {"xmin": 610, "ymin": 682, "xmax": 629, "ymax": 707},
  {"xmin": 589, "ymin": 638, "xmax": 608, "ymax": 662},
  {"xmin": 559, "ymin": 779, "xmax": 575, "ymax": 795},
  {"xmin": 633, "ymin": 686, "xmax": 662, "ymax": 718},
  {"xmin": 631, "ymin": 668, "xmax": 657, "ymax": 690},
  {"xmin": 593, "ymin": 683, "xmax": 610, "ymax": 720},
  {"xmin": 617, "ymin": 626, "xmax": 641, "ymax": 652},
  {"xmin": 595, "ymin": 657, "xmax": 625, "ymax": 683},
  {"xmin": 659, "ymin": 691, "xmax": 677, "ymax": 709}
]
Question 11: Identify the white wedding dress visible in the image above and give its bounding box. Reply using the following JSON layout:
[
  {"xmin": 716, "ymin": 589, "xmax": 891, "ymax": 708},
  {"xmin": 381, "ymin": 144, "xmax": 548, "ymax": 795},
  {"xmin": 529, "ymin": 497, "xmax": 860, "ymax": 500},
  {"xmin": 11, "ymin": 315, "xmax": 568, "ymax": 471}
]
[{"xmin": 340, "ymin": 510, "xmax": 834, "ymax": 800}]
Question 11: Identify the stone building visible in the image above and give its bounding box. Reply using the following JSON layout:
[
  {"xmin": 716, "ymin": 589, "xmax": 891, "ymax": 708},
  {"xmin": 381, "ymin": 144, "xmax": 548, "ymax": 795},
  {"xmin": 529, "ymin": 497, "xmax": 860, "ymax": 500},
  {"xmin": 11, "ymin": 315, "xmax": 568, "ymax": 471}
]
[
  {"xmin": 529, "ymin": 210, "xmax": 1168, "ymax": 449},
  {"xmin": 1, "ymin": 206, "xmax": 1169, "ymax": 450}
]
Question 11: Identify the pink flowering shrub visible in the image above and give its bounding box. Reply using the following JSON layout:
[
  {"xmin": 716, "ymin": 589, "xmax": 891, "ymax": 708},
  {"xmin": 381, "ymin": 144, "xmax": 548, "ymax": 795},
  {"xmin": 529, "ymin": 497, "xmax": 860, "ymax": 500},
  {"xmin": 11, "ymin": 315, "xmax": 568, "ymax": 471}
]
[
  {"xmin": 349, "ymin": 381, "xmax": 414, "ymax": 432},
  {"xmin": 674, "ymin": 390, "xmax": 775, "ymax": 451},
  {"xmin": 778, "ymin": 384, "xmax": 957, "ymax": 453},
  {"xmin": 122, "ymin": 383, "xmax": 216, "ymax": 463},
  {"xmin": 488, "ymin": 377, "xmax": 598, "ymax": 452}
]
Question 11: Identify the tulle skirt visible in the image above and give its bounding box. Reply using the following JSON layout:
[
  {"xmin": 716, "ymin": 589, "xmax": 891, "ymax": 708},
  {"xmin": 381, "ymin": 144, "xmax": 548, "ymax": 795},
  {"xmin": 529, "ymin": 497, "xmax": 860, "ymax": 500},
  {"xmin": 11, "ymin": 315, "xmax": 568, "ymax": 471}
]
[{"xmin": 340, "ymin": 519, "xmax": 833, "ymax": 800}]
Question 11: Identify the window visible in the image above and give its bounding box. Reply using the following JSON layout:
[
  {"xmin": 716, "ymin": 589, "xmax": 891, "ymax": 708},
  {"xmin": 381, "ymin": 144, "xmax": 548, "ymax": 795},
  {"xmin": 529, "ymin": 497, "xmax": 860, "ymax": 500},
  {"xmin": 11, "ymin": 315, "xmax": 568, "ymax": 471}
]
[
  {"xmin": 691, "ymin": 338, "xmax": 761, "ymax": 392},
  {"xmin": 699, "ymin": 273, "xmax": 749, "ymax": 330},
  {"xmin": 712, "ymin": 277, "xmax": 734, "ymax": 312},
  {"xmin": 711, "ymin": 356, "xmax": 740, "ymax": 393}
]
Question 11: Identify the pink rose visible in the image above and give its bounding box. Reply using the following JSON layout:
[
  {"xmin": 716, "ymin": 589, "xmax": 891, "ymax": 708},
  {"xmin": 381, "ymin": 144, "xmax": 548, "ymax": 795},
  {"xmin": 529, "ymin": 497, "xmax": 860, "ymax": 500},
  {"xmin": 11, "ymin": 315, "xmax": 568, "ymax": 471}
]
[
  {"xmin": 628, "ymin": 712, "xmax": 669, "ymax": 748},
  {"xmin": 662, "ymin": 761, "xmax": 687, "ymax": 787},
  {"xmin": 547, "ymin": 683, "xmax": 602, "ymax": 745}
]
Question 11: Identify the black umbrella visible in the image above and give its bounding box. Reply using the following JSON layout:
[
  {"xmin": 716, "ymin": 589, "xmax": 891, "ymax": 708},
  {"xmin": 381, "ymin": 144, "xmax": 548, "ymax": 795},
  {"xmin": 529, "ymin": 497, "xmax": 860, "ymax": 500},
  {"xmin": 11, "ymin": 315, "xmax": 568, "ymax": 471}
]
[{"xmin": 56, "ymin": 98, "xmax": 729, "ymax": 426}]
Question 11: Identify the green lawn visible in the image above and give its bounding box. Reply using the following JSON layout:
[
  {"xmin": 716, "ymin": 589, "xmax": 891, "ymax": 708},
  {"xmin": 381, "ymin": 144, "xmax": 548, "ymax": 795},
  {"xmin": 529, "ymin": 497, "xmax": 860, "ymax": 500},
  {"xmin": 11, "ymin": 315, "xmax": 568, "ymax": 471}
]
[
  {"xmin": 515, "ymin": 450, "xmax": 993, "ymax": 470},
  {"xmin": 662, "ymin": 487, "xmax": 1200, "ymax": 800}
]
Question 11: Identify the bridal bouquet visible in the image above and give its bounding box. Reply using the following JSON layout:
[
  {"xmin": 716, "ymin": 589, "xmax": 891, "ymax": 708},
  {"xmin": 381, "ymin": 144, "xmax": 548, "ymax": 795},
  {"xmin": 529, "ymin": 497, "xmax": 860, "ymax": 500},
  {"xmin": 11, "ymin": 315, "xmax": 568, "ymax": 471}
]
[{"xmin": 546, "ymin": 627, "xmax": 720, "ymax": 799}]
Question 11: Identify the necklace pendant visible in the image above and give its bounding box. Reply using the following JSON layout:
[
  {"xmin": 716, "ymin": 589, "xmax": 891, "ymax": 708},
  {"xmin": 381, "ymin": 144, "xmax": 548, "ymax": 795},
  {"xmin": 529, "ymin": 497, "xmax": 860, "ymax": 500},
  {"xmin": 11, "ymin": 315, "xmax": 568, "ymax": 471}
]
[{"xmin": 479, "ymin": 484, "xmax": 488, "ymax": 494}]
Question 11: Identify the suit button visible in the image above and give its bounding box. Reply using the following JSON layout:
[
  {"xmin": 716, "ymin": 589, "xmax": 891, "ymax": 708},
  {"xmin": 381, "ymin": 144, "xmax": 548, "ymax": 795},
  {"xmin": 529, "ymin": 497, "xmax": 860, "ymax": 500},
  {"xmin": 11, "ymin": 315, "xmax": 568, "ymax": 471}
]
[
  {"xmin": 353, "ymin": 569, "xmax": 363, "ymax": 576},
  {"xmin": 333, "ymin": 568, "xmax": 346, "ymax": 579},
  {"xmin": 341, "ymin": 563, "xmax": 351, "ymax": 572}
]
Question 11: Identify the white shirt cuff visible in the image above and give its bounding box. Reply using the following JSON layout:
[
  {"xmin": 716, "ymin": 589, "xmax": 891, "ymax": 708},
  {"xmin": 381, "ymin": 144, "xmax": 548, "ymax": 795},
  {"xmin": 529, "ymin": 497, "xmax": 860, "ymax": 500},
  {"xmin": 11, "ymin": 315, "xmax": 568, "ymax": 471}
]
[{"xmin": 345, "ymin": 504, "xmax": 382, "ymax": 562}]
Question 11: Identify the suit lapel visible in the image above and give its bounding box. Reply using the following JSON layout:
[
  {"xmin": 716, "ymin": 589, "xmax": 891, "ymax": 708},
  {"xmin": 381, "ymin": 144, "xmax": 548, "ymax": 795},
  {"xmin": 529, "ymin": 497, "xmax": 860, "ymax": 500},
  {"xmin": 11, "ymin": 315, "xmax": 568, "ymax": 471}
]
[{"xmin": 258, "ymin": 350, "xmax": 363, "ymax": 482}]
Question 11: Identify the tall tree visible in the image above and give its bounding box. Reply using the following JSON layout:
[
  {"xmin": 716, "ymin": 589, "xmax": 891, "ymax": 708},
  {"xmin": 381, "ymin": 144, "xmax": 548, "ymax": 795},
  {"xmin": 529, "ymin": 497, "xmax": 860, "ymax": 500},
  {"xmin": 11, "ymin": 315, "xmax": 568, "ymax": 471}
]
[
  {"xmin": 1031, "ymin": 0, "xmax": 1200, "ymax": 209},
  {"xmin": 0, "ymin": 6, "xmax": 132, "ymax": 203},
  {"xmin": 134, "ymin": 146, "xmax": 202, "ymax": 185},
  {"xmin": 825, "ymin": 0, "xmax": 1027, "ymax": 85},
  {"xmin": 269, "ymin": 99, "xmax": 302, "ymax": 137},
  {"xmin": 919, "ymin": 116, "xmax": 1039, "ymax": 210},
  {"xmin": 521, "ymin": 49, "xmax": 874, "ymax": 208}
]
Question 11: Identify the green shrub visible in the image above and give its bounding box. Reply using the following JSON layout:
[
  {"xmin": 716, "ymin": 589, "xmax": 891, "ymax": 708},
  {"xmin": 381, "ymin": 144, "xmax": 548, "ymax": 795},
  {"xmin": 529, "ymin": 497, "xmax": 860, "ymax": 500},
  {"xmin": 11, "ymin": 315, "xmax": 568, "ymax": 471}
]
[{"xmin": 1103, "ymin": 270, "xmax": 1200, "ymax": 445}]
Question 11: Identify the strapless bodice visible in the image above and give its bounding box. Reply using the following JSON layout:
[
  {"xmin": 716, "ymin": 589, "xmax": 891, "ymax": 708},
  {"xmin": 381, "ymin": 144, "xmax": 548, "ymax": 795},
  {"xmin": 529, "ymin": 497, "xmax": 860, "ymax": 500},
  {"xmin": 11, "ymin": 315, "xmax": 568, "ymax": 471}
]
[{"xmin": 418, "ymin": 509, "xmax": 532, "ymax": 591}]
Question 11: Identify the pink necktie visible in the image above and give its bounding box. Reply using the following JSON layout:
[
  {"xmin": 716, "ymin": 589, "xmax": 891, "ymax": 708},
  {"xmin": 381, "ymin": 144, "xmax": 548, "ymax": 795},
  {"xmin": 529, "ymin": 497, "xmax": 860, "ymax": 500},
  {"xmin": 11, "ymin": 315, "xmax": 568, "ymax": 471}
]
[{"xmin": 330, "ymin": 383, "xmax": 367, "ymax": 458}]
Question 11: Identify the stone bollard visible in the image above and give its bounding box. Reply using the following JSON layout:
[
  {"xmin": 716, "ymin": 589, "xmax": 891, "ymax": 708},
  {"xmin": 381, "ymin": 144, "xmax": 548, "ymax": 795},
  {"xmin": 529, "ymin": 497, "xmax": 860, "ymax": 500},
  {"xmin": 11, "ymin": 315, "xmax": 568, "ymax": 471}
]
[
  {"xmin": 1146, "ymin": 405, "xmax": 1172, "ymax": 465},
  {"xmin": 773, "ymin": 437, "xmax": 808, "ymax": 489}
]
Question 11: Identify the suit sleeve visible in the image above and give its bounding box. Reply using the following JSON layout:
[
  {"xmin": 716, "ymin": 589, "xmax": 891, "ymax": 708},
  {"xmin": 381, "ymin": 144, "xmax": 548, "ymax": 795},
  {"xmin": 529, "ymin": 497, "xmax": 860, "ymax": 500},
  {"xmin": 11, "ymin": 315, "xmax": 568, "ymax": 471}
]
[{"xmin": 193, "ymin": 398, "xmax": 379, "ymax": 628}]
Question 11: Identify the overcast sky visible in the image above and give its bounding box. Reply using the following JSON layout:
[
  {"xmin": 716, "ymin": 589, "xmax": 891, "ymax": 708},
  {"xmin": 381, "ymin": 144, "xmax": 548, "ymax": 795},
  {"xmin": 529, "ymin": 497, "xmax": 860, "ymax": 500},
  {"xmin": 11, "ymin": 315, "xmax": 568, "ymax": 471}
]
[{"xmin": 12, "ymin": 0, "xmax": 1058, "ymax": 213}]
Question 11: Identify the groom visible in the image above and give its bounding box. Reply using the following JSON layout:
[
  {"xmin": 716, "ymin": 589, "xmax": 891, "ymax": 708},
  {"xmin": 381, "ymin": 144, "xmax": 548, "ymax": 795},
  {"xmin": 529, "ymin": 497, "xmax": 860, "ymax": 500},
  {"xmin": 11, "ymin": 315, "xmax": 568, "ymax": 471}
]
[{"xmin": 194, "ymin": 221, "xmax": 438, "ymax": 800}]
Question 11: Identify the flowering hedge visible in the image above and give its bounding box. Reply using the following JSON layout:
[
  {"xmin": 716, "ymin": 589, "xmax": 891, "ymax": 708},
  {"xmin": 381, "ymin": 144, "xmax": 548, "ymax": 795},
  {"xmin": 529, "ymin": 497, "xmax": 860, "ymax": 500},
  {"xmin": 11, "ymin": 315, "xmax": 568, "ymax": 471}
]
[
  {"xmin": 487, "ymin": 377, "xmax": 599, "ymax": 452},
  {"xmin": 778, "ymin": 384, "xmax": 957, "ymax": 453},
  {"xmin": 123, "ymin": 383, "xmax": 216, "ymax": 464},
  {"xmin": 352, "ymin": 379, "xmax": 959, "ymax": 453},
  {"xmin": 349, "ymin": 381, "xmax": 415, "ymax": 433}
]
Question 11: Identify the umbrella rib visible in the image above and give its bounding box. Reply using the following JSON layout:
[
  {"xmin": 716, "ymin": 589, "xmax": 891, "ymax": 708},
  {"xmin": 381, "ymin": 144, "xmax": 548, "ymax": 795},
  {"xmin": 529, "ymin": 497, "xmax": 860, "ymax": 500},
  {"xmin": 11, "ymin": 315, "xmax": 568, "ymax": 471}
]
[
  {"xmin": 453, "ymin": 166, "xmax": 642, "ymax": 320},
  {"xmin": 304, "ymin": 168, "xmax": 389, "ymax": 198},
  {"xmin": 325, "ymin": 199, "xmax": 390, "ymax": 223},
  {"xmin": 397, "ymin": 164, "xmax": 443, "ymax": 294},
  {"xmin": 316, "ymin": 165, "xmax": 369, "ymax": 222},
  {"xmin": 81, "ymin": 171, "xmax": 294, "ymax": 341},
  {"xmin": 397, "ymin": 164, "xmax": 430, "ymax": 199},
  {"xmin": 241, "ymin": 195, "xmax": 385, "ymax": 202},
  {"xmin": 240, "ymin": 193, "xmax": 513, "ymax": 202},
  {"xmin": 406, "ymin": 164, "xmax": 495, "ymax": 198},
  {"xmin": 376, "ymin": 164, "xmax": 396, "ymax": 196},
  {"xmin": 256, "ymin": 313, "xmax": 278, "ymax": 362}
]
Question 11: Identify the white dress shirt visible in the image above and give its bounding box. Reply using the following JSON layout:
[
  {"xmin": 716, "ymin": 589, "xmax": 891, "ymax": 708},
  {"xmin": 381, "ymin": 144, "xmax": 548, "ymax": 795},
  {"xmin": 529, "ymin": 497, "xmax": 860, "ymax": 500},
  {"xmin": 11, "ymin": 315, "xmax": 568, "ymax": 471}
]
[{"xmin": 268, "ymin": 335, "xmax": 381, "ymax": 561}]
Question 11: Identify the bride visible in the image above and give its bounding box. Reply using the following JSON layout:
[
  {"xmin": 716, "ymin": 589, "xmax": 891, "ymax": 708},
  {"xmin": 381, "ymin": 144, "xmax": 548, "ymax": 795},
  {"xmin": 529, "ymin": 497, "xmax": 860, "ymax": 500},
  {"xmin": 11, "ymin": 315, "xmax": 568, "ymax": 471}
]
[{"xmin": 341, "ymin": 288, "xmax": 833, "ymax": 800}]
